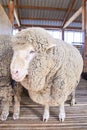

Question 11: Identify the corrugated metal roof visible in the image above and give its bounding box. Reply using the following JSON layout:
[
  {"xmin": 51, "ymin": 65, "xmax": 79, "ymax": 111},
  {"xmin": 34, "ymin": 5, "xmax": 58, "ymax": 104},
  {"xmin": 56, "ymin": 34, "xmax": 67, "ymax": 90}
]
[
  {"xmin": 69, "ymin": 22, "xmax": 82, "ymax": 28},
  {"xmin": 18, "ymin": 0, "xmax": 70, "ymax": 8},
  {"xmin": 0, "ymin": 0, "xmax": 82, "ymax": 30},
  {"xmin": 0, "ymin": 0, "xmax": 16, "ymax": 5},
  {"xmin": 21, "ymin": 19, "xmax": 62, "ymax": 26},
  {"xmin": 0, "ymin": 0, "xmax": 8, "ymax": 5},
  {"xmin": 73, "ymin": 0, "xmax": 82, "ymax": 10},
  {"xmin": 19, "ymin": 8, "xmax": 66, "ymax": 19}
]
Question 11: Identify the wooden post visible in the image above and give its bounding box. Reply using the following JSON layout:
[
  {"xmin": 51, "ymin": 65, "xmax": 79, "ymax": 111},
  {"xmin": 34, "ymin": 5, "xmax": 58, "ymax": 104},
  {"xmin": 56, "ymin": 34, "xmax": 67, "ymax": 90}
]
[
  {"xmin": 8, "ymin": 0, "xmax": 14, "ymax": 25},
  {"xmin": 0, "ymin": 4, "xmax": 12, "ymax": 35},
  {"xmin": 82, "ymin": 0, "xmax": 87, "ymax": 72},
  {"xmin": 62, "ymin": 29, "xmax": 64, "ymax": 40}
]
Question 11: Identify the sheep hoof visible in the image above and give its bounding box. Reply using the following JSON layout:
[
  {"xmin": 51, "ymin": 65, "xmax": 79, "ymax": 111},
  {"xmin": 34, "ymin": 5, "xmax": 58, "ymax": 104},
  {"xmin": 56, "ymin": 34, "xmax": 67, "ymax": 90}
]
[
  {"xmin": 13, "ymin": 113, "xmax": 19, "ymax": 120},
  {"xmin": 1, "ymin": 113, "xmax": 9, "ymax": 121},
  {"xmin": 59, "ymin": 112, "xmax": 65, "ymax": 122},
  {"xmin": 43, "ymin": 117, "xmax": 49, "ymax": 122},
  {"xmin": 43, "ymin": 113, "xmax": 49, "ymax": 122},
  {"xmin": 71, "ymin": 99, "xmax": 76, "ymax": 106}
]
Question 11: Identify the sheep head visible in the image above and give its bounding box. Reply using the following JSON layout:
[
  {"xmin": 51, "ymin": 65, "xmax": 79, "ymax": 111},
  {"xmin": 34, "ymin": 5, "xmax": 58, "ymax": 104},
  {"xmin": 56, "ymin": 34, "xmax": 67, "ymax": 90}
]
[{"xmin": 10, "ymin": 43, "xmax": 36, "ymax": 82}]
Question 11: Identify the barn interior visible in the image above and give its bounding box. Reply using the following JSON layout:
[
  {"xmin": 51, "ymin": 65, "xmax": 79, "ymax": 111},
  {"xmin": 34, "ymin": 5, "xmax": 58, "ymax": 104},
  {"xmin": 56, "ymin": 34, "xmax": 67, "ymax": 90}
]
[{"xmin": 0, "ymin": 0, "xmax": 87, "ymax": 129}]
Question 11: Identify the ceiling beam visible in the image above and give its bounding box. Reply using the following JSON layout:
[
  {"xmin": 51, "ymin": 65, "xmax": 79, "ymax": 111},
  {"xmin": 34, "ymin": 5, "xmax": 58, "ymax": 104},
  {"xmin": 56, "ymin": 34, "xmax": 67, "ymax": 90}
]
[
  {"xmin": 8, "ymin": 0, "xmax": 20, "ymax": 27},
  {"xmin": 14, "ymin": 24, "xmax": 82, "ymax": 30},
  {"xmin": 17, "ymin": 5, "xmax": 67, "ymax": 11},
  {"xmin": 63, "ymin": 7, "xmax": 82, "ymax": 28},
  {"xmin": 21, "ymin": 17, "xmax": 63, "ymax": 21},
  {"xmin": 15, "ymin": 0, "xmax": 21, "ymax": 26},
  {"xmin": 20, "ymin": 17, "xmax": 82, "ymax": 23},
  {"xmin": 2, "ymin": 5, "xmax": 77, "ymax": 12},
  {"xmin": 8, "ymin": 0, "xmax": 14, "ymax": 25},
  {"xmin": 14, "ymin": 8, "xmax": 21, "ymax": 26},
  {"xmin": 62, "ymin": 0, "xmax": 76, "ymax": 27}
]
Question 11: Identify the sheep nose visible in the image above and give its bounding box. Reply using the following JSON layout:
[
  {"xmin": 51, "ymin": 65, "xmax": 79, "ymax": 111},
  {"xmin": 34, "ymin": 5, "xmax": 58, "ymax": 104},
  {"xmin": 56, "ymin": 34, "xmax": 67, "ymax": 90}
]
[
  {"xmin": 15, "ymin": 70, "xmax": 18, "ymax": 74},
  {"xmin": 12, "ymin": 70, "xmax": 19, "ymax": 75}
]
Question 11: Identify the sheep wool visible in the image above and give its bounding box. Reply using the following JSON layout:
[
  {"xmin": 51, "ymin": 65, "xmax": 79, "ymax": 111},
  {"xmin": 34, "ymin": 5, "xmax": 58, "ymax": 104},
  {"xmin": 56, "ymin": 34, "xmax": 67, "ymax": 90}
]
[
  {"xmin": 11, "ymin": 27, "xmax": 83, "ymax": 122},
  {"xmin": 28, "ymin": 39, "xmax": 83, "ymax": 106},
  {"xmin": 0, "ymin": 35, "xmax": 22, "ymax": 121}
]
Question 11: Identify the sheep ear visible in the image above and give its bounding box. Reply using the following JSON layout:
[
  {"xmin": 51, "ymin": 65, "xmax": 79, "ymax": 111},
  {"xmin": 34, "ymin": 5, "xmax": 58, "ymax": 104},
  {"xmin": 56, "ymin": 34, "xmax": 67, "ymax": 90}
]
[{"xmin": 46, "ymin": 44, "xmax": 55, "ymax": 52}]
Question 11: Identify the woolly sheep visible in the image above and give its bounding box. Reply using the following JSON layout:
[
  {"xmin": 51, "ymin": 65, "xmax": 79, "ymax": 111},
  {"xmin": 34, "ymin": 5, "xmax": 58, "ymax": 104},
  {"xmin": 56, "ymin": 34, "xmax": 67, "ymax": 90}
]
[
  {"xmin": 10, "ymin": 27, "xmax": 83, "ymax": 122},
  {"xmin": 0, "ymin": 35, "xmax": 22, "ymax": 121}
]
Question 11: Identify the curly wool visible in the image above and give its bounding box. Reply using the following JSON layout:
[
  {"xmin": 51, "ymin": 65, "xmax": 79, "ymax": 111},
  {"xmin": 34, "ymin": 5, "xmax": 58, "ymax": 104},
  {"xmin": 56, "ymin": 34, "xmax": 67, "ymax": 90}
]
[
  {"xmin": 0, "ymin": 35, "xmax": 22, "ymax": 120},
  {"xmin": 11, "ymin": 27, "xmax": 56, "ymax": 53},
  {"xmin": 28, "ymin": 40, "xmax": 83, "ymax": 106},
  {"xmin": 0, "ymin": 85, "xmax": 13, "ymax": 103},
  {"xmin": 0, "ymin": 35, "xmax": 12, "ymax": 85},
  {"xmin": 12, "ymin": 28, "xmax": 83, "ymax": 106}
]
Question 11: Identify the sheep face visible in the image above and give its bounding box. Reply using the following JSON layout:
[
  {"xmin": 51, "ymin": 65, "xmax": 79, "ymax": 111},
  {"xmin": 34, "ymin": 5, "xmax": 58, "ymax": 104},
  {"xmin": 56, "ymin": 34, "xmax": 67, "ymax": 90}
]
[{"xmin": 10, "ymin": 44, "xmax": 35, "ymax": 82}]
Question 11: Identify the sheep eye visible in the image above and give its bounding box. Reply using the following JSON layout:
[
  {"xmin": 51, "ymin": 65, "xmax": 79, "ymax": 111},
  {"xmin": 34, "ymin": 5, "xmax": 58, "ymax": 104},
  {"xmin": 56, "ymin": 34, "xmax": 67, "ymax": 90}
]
[{"xmin": 30, "ymin": 50, "xmax": 35, "ymax": 54}]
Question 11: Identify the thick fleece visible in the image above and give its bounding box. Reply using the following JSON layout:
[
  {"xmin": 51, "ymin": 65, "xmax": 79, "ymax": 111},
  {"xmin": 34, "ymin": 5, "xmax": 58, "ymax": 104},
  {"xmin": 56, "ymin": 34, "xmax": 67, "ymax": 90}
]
[
  {"xmin": 0, "ymin": 35, "xmax": 22, "ymax": 121},
  {"xmin": 11, "ymin": 28, "xmax": 83, "ymax": 121}
]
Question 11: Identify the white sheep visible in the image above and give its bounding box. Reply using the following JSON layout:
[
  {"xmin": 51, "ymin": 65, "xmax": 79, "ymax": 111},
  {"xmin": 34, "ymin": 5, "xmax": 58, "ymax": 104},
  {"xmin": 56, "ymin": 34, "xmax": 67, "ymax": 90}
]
[
  {"xmin": 10, "ymin": 27, "xmax": 83, "ymax": 122},
  {"xmin": 0, "ymin": 35, "xmax": 23, "ymax": 121}
]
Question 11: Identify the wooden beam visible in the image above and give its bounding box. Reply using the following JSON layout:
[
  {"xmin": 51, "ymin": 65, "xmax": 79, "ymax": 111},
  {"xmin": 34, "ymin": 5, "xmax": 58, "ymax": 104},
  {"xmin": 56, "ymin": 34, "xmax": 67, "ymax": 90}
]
[
  {"xmin": 0, "ymin": 4, "xmax": 12, "ymax": 34},
  {"xmin": 63, "ymin": 7, "xmax": 82, "ymax": 28},
  {"xmin": 82, "ymin": 0, "xmax": 87, "ymax": 72},
  {"xmin": 15, "ymin": 0, "xmax": 21, "ymax": 25},
  {"xmin": 21, "ymin": 17, "xmax": 82, "ymax": 23},
  {"xmin": 2, "ymin": 5, "xmax": 77, "ymax": 12},
  {"xmin": 82, "ymin": 0, "xmax": 86, "ymax": 31},
  {"xmin": 14, "ymin": 24, "xmax": 62, "ymax": 29},
  {"xmin": 86, "ymin": 0, "xmax": 87, "ymax": 32},
  {"xmin": 8, "ymin": 0, "xmax": 14, "ymax": 25},
  {"xmin": 17, "ymin": 5, "xmax": 67, "ymax": 11},
  {"xmin": 14, "ymin": 8, "xmax": 21, "ymax": 26},
  {"xmin": 62, "ymin": 0, "xmax": 76, "ymax": 27},
  {"xmin": 14, "ymin": 24, "xmax": 82, "ymax": 30}
]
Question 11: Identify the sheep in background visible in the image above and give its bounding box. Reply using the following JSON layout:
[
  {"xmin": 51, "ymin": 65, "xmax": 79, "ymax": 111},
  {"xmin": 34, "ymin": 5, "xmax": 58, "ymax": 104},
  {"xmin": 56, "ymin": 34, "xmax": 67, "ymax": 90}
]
[
  {"xmin": 0, "ymin": 35, "xmax": 22, "ymax": 121},
  {"xmin": 10, "ymin": 28, "xmax": 83, "ymax": 122}
]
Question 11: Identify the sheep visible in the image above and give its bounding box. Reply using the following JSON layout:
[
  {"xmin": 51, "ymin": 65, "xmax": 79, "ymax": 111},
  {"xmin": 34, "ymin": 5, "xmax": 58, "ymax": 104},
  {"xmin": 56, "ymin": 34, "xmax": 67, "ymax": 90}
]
[
  {"xmin": 10, "ymin": 27, "xmax": 83, "ymax": 122},
  {"xmin": 0, "ymin": 35, "xmax": 23, "ymax": 121}
]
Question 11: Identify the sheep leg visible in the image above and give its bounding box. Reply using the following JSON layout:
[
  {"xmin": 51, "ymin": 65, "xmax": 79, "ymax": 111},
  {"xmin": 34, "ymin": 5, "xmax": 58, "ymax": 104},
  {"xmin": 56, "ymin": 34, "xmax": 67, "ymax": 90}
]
[
  {"xmin": 1, "ymin": 100, "xmax": 9, "ymax": 121},
  {"xmin": 13, "ymin": 95, "xmax": 20, "ymax": 120},
  {"xmin": 59, "ymin": 102, "xmax": 65, "ymax": 122},
  {"xmin": 70, "ymin": 90, "xmax": 76, "ymax": 106},
  {"xmin": 43, "ymin": 105, "xmax": 50, "ymax": 122}
]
